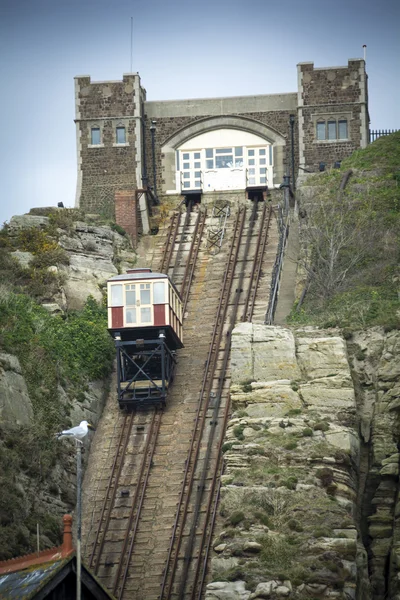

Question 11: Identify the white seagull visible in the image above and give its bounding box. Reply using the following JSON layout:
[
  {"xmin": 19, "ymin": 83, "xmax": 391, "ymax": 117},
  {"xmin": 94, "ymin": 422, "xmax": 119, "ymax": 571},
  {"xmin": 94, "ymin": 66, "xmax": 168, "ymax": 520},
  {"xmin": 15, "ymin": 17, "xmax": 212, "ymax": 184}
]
[{"xmin": 56, "ymin": 420, "xmax": 95, "ymax": 441}]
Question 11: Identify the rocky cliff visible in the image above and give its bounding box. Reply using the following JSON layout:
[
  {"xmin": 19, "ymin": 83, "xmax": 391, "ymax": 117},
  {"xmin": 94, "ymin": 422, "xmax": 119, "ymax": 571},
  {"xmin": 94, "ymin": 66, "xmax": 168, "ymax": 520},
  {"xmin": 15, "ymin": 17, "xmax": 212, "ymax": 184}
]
[
  {"xmin": 207, "ymin": 324, "xmax": 400, "ymax": 599},
  {"xmin": 0, "ymin": 209, "xmax": 136, "ymax": 559}
]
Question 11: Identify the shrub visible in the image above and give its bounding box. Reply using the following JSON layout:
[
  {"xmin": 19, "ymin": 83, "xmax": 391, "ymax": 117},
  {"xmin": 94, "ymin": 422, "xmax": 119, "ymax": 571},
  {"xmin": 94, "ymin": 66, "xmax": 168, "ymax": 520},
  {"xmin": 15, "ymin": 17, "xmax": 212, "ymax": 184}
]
[
  {"xmin": 233, "ymin": 424, "xmax": 245, "ymax": 441},
  {"xmin": 302, "ymin": 427, "xmax": 313, "ymax": 437},
  {"xmin": 229, "ymin": 511, "xmax": 245, "ymax": 526},
  {"xmin": 284, "ymin": 441, "xmax": 298, "ymax": 450},
  {"xmin": 313, "ymin": 422, "xmax": 330, "ymax": 432}
]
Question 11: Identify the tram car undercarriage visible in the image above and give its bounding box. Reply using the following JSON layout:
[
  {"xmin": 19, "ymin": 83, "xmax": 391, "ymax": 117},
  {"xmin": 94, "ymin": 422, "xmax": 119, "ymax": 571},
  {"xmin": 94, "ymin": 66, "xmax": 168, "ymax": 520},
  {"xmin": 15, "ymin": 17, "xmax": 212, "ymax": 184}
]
[{"xmin": 107, "ymin": 269, "xmax": 183, "ymax": 408}]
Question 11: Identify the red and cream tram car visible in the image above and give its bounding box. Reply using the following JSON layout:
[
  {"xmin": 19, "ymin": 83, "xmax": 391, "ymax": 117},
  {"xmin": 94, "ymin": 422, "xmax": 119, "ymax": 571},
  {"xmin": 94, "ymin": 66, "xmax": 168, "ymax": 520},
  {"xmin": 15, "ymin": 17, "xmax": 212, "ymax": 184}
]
[{"xmin": 107, "ymin": 269, "xmax": 183, "ymax": 408}]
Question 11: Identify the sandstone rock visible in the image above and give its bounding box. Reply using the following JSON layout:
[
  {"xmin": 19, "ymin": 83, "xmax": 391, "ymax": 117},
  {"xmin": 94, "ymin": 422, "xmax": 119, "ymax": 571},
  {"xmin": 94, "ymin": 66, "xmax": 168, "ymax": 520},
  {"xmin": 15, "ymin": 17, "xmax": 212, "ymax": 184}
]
[
  {"xmin": 243, "ymin": 541, "xmax": 262, "ymax": 552},
  {"xmin": 0, "ymin": 353, "xmax": 34, "ymax": 426},
  {"xmin": 253, "ymin": 326, "xmax": 300, "ymax": 381},
  {"xmin": 296, "ymin": 336, "xmax": 350, "ymax": 380},
  {"xmin": 8, "ymin": 215, "xmax": 49, "ymax": 230},
  {"xmin": 206, "ymin": 581, "xmax": 251, "ymax": 599},
  {"xmin": 275, "ymin": 586, "xmax": 290, "ymax": 596},
  {"xmin": 249, "ymin": 581, "xmax": 278, "ymax": 598},
  {"xmin": 380, "ymin": 462, "xmax": 399, "ymax": 476},
  {"xmin": 10, "ymin": 250, "xmax": 33, "ymax": 268},
  {"xmin": 42, "ymin": 303, "xmax": 64, "ymax": 314}
]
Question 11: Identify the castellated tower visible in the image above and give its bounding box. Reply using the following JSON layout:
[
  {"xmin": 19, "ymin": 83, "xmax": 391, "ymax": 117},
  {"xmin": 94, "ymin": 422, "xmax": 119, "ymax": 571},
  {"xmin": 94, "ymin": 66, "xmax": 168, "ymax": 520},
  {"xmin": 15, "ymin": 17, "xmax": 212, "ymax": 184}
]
[
  {"xmin": 297, "ymin": 59, "xmax": 369, "ymax": 171},
  {"xmin": 74, "ymin": 73, "xmax": 149, "ymax": 234}
]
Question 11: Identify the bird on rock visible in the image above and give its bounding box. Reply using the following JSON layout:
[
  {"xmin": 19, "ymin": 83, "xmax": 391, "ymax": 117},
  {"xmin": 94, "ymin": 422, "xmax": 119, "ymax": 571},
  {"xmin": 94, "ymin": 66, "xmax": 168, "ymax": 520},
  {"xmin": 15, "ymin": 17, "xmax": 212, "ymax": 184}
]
[{"xmin": 56, "ymin": 420, "xmax": 95, "ymax": 441}]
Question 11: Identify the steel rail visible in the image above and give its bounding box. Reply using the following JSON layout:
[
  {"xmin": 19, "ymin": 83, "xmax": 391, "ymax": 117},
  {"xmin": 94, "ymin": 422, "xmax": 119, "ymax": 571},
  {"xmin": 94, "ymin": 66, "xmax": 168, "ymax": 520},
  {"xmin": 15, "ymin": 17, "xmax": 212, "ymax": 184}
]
[
  {"xmin": 171, "ymin": 199, "xmax": 193, "ymax": 283},
  {"xmin": 89, "ymin": 412, "xmax": 135, "ymax": 573},
  {"xmin": 179, "ymin": 209, "xmax": 206, "ymax": 306},
  {"xmin": 181, "ymin": 202, "xmax": 258, "ymax": 599},
  {"xmin": 159, "ymin": 207, "xmax": 246, "ymax": 600},
  {"xmin": 182, "ymin": 212, "xmax": 206, "ymax": 314},
  {"xmin": 115, "ymin": 409, "xmax": 163, "ymax": 599},
  {"xmin": 159, "ymin": 211, "xmax": 180, "ymax": 274},
  {"xmin": 112, "ymin": 408, "xmax": 161, "ymax": 597}
]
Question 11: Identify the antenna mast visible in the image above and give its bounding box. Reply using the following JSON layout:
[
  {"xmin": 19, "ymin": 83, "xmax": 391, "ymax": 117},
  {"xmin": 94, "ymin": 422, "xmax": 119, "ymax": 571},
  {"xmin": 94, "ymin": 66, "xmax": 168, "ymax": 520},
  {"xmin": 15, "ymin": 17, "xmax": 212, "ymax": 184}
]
[{"xmin": 130, "ymin": 17, "xmax": 133, "ymax": 72}]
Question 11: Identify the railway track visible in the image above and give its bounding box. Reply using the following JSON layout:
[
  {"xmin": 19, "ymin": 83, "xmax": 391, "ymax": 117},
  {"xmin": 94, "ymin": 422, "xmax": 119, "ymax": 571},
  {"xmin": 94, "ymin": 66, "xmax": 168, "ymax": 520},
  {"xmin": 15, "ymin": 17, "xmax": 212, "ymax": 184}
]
[{"xmin": 82, "ymin": 199, "xmax": 277, "ymax": 599}]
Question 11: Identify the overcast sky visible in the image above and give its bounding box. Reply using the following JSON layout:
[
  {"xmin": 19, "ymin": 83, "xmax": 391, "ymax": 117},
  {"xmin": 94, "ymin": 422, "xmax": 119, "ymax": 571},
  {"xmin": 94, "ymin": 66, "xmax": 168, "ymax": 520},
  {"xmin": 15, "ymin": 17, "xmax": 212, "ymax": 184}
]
[{"xmin": 1, "ymin": 0, "xmax": 399, "ymax": 225}]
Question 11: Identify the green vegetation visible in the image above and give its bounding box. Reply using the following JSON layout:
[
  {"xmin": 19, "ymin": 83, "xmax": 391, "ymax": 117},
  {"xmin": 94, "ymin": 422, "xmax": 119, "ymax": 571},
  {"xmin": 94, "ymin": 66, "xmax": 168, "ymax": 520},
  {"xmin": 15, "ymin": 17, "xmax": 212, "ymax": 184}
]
[
  {"xmin": 289, "ymin": 132, "xmax": 400, "ymax": 329},
  {"xmin": 0, "ymin": 292, "xmax": 114, "ymax": 559}
]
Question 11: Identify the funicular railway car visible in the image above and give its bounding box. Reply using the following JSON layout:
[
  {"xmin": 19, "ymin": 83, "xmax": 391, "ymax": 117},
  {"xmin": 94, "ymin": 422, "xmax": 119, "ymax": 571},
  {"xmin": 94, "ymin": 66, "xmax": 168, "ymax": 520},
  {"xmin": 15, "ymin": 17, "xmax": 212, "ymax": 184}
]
[{"xmin": 107, "ymin": 269, "xmax": 183, "ymax": 408}]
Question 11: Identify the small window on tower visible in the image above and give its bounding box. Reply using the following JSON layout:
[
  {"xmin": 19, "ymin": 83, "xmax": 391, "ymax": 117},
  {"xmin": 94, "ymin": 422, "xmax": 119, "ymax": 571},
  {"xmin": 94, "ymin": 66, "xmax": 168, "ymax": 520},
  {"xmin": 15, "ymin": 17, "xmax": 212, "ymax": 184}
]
[
  {"xmin": 91, "ymin": 127, "xmax": 101, "ymax": 145},
  {"xmin": 116, "ymin": 127, "xmax": 126, "ymax": 144}
]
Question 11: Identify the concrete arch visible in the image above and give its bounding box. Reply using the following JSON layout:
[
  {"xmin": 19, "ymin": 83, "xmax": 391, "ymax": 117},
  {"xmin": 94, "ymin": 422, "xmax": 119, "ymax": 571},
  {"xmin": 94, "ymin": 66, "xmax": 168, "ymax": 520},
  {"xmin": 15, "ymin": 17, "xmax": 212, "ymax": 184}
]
[{"xmin": 161, "ymin": 115, "xmax": 287, "ymax": 191}]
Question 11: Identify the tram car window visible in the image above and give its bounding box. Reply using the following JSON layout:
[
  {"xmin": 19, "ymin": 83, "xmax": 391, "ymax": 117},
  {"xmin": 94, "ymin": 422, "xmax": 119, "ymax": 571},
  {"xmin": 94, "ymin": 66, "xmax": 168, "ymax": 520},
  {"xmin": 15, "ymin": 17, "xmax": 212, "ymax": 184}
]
[{"xmin": 107, "ymin": 269, "xmax": 183, "ymax": 408}]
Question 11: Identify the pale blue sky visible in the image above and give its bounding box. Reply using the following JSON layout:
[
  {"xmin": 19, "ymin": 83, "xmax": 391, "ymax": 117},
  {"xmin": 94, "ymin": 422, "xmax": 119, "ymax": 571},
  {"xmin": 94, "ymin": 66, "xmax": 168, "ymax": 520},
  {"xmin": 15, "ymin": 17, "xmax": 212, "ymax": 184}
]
[{"xmin": 1, "ymin": 0, "xmax": 399, "ymax": 224}]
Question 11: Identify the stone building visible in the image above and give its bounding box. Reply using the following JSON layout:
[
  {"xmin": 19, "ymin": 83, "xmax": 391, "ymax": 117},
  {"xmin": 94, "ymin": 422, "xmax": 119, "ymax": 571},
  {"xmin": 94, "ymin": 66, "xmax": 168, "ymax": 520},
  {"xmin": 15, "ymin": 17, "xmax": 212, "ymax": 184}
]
[{"xmin": 74, "ymin": 59, "xmax": 369, "ymax": 238}]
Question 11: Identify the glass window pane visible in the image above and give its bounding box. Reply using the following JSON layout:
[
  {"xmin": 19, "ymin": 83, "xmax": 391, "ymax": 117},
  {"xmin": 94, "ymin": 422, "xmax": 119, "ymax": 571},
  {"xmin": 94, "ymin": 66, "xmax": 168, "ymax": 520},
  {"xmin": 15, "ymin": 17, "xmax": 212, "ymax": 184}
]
[
  {"xmin": 260, "ymin": 168, "xmax": 266, "ymax": 174},
  {"xmin": 338, "ymin": 120, "xmax": 348, "ymax": 139},
  {"xmin": 205, "ymin": 148, "xmax": 213, "ymax": 158},
  {"xmin": 234, "ymin": 147, "xmax": 243, "ymax": 156},
  {"xmin": 141, "ymin": 288, "xmax": 150, "ymax": 304},
  {"xmin": 194, "ymin": 152, "xmax": 200, "ymax": 159},
  {"xmin": 126, "ymin": 289, "xmax": 136, "ymax": 305},
  {"xmin": 126, "ymin": 308, "xmax": 136, "ymax": 324},
  {"xmin": 269, "ymin": 146, "xmax": 273, "ymax": 165},
  {"xmin": 260, "ymin": 176, "xmax": 266, "ymax": 184},
  {"xmin": 249, "ymin": 177, "xmax": 256, "ymax": 184},
  {"xmin": 195, "ymin": 171, "xmax": 201, "ymax": 177},
  {"xmin": 248, "ymin": 149, "xmax": 255, "ymax": 156},
  {"xmin": 249, "ymin": 168, "xmax": 255, "ymax": 175},
  {"xmin": 154, "ymin": 281, "xmax": 165, "ymax": 303},
  {"xmin": 116, "ymin": 127, "xmax": 126, "ymax": 144},
  {"xmin": 194, "ymin": 161, "xmax": 200, "ymax": 168},
  {"xmin": 206, "ymin": 159, "xmax": 214, "ymax": 169},
  {"xmin": 183, "ymin": 182, "xmax": 190, "ymax": 188},
  {"xmin": 260, "ymin": 158, "xmax": 266, "ymax": 165},
  {"xmin": 259, "ymin": 149, "xmax": 266, "ymax": 155},
  {"xmin": 195, "ymin": 180, "xmax": 201, "ymax": 188},
  {"xmin": 176, "ymin": 151, "xmax": 180, "ymax": 171},
  {"xmin": 183, "ymin": 172, "xmax": 190, "ymax": 179},
  {"xmin": 248, "ymin": 159, "xmax": 255, "ymax": 166},
  {"xmin": 183, "ymin": 162, "xmax": 190, "ymax": 169},
  {"xmin": 216, "ymin": 155, "xmax": 232, "ymax": 168},
  {"xmin": 328, "ymin": 121, "xmax": 336, "ymax": 140},
  {"xmin": 216, "ymin": 148, "xmax": 231, "ymax": 154},
  {"xmin": 316, "ymin": 122, "xmax": 326, "ymax": 141},
  {"xmin": 111, "ymin": 284, "xmax": 123, "ymax": 306},
  {"xmin": 183, "ymin": 153, "xmax": 189, "ymax": 159},
  {"xmin": 91, "ymin": 127, "xmax": 100, "ymax": 145},
  {"xmin": 235, "ymin": 159, "xmax": 243, "ymax": 167},
  {"xmin": 141, "ymin": 307, "xmax": 151, "ymax": 323}
]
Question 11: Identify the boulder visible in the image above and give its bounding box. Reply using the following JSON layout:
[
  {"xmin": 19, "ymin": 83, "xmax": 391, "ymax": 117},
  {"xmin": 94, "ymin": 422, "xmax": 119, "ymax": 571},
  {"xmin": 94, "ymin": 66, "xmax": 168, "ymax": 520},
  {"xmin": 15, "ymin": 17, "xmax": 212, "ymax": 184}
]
[{"xmin": 206, "ymin": 581, "xmax": 251, "ymax": 600}]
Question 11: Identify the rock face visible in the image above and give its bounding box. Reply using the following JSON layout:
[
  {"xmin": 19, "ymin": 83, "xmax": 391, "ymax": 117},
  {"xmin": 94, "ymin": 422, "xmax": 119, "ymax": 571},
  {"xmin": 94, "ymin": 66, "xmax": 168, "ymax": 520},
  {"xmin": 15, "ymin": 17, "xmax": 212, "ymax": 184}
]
[
  {"xmin": 212, "ymin": 325, "xmax": 400, "ymax": 599},
  {"xmin": 347, "ymin": 329, "xmax": 400, "ymax": 600},
  {"xmin": 58, "ymin": 221, "xmax": 135, "ymax": 309},
  {"xmin": 0, "ymin": 353, "xmax": 33, "ymax": 427},
  {"xmin": 209, "ymin": 325, "xmax": 364, "ymax": 600}
]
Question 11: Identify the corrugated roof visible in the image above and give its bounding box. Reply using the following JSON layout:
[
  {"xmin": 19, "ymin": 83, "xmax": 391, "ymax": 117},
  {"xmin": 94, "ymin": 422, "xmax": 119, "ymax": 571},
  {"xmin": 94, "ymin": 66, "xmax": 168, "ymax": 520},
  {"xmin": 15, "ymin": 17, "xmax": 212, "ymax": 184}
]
[{"xmin": 0, "ymin": 559, "xmax": 66, "ymax": 599}]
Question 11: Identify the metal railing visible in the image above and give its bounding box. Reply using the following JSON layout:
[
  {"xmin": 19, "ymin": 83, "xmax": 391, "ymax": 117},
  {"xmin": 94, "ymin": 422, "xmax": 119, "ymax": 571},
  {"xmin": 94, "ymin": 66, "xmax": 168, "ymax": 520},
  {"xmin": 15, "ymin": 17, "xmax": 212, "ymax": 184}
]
[{"xmin": 369, "ymin": 129, "xmax": 398, "ymax": 143}]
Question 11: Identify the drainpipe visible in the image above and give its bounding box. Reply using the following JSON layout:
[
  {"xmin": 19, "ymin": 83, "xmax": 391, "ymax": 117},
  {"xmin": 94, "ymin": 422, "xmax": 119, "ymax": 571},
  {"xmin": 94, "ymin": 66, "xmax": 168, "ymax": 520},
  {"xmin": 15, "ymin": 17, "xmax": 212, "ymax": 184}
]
[
  {"xmin": 150, "ymin": 121, "xmax": 157, "ymax": 198},
  {"xmin": 289, "ymin": 114, "xmax": 296, "ymax": 191}
]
